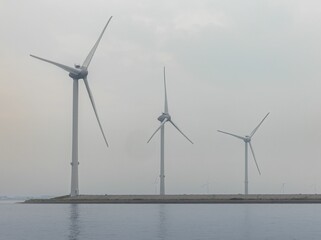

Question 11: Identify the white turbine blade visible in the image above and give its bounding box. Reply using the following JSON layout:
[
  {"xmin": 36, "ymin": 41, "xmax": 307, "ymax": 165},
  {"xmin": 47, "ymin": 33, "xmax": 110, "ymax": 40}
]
[
  {"xmin": 83, "ymin": 77, "xmax": 109, "ymax": 148},
  {"xmin": 169, "ymin": 120, "xmax": 193, "ymax": 144},
  {"xmin": 164, "ymin": 66, "xmax": 169, "ymax": 113},
  {"xmin": 250, "ymin": 112, "xmax": 270, "ymax": 137},
  {"xmin": 82, "ymin": 16, "xmax": 113, "ymax": 69},
  {"xmin": 30, "ymin": 54, "xmax": 79, "ymax": 74},
  {"xmin": 147, "ymin": 119, "xmax": 168, "ymax": 143},
  {"xmin": 249, "ymin": 142, "xmax": 261, "ymax": 175},
  {"xmin": 217, "ymin": 130, "xmax": 244, "ymax": 140}
]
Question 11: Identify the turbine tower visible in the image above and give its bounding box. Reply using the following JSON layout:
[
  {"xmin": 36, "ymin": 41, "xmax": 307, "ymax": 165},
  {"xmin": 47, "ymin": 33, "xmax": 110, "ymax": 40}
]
[
  {"xmin": 147, "ymin": 67, "xmax": 193, "ymax": 195},
  {"xmin": 30, "ymin": 17, "xmax": 112, "ymax": 197},
  {"xmin": 217, "ymin": 113, "xmax": 269, "ymax": 195}
]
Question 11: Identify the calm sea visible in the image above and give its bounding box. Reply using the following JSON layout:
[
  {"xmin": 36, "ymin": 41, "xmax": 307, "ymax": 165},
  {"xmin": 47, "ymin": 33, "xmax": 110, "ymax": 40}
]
[{"xmin": 1, "ymin": 201, "xmax": 321, "ymax": 240}]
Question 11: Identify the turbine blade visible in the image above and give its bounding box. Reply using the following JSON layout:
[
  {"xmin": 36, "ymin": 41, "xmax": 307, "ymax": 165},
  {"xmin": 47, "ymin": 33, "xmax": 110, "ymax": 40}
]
[
  {"xmin": 249, "ymin": 142, "xmax": 261, "ymax": 175},
  {"xmin": 30, "ymin": 54, "xmax": 79, "ymax": 74},
  {"xmin": 250, "ymin": 112, "xmax": 270, "ymax": 137},
  {"xmin": 82, "ymin": 16, "xmax": 113, "ymax": 69},
  {"xmin": 147, "ymin": 118, "xmax": 168, "ymax": 143},
  {"xmin": 169, "ymin": 120, "xmax": 193, "ymax": 144},
  {"xmin": 217, "ymin": 130, "xmax": 244, "ymax": 140},
  {"xmin": 164, "ymin": 67, "xmax": 169, "ymax": 113},
  {"xmin": 83, "ymin": 77, "xmax": 109, "ymax": 148}
]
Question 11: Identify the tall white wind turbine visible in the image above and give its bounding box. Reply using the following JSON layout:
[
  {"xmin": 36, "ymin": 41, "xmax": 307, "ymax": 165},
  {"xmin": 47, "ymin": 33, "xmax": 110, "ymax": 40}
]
[
  {"xmin": 147, "ymin": 67, "xmax": 193, "ymax": 195},
  {"xmin": 217, "ymin": 113, "xmax": 269, "ymax": 195},
  {"xmin": 30, "ymin": 17, "xmax": 112, "ymax": 197}
]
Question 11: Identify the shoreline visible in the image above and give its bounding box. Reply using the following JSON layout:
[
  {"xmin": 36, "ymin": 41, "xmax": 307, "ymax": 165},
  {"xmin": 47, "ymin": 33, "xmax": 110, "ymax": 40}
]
[{"xmin": 23, "ymin": 194, "xmax": 321, "ymax": 204}]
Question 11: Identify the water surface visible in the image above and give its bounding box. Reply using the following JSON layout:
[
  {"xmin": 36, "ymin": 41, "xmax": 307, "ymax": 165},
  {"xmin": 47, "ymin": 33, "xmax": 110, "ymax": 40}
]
[{"xmin": 1, "ymin": 201, "xmax": 321, "ymax": 239}]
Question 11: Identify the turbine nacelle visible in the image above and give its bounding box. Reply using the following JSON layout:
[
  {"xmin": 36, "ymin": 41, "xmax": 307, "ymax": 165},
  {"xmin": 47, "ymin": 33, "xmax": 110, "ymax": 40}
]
[
  {"xmin": 158, "ymin": 113, "xmax": 171, "ymax": 122},
  {"xmin": 69, "ymin": 68, "xmax": 88, "ymax": 80},
  {"xmin": 244, "ymin": 136, "xmax": 251, "ymax": 142},
  {"xmin": 74, "ymin": 64, "xmax": 81, "ymax": 68}
]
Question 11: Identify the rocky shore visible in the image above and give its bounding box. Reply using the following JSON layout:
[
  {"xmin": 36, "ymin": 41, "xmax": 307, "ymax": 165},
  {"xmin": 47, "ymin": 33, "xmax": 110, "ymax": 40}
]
[{"xmin": 24, "ymin": 194, "xmax": 321, "ymax": 204}]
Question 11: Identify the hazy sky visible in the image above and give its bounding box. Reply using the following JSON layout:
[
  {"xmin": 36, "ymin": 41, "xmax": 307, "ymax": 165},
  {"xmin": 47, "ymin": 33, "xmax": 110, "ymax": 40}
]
[{"xmin": 1, "ymin": 0, "xmax": 321, "ymax": 196}]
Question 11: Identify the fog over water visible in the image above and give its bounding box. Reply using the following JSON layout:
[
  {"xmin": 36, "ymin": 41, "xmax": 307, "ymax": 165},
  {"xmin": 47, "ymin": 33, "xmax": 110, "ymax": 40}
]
[{"xmin": 1, "ymin": 0, "xmax": 321, "ymax": 196}]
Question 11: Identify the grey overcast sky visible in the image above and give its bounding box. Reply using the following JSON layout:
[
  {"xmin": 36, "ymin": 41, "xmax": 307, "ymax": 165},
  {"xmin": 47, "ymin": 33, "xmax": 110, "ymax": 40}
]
[{"xmin": 1, "ymin": 0, "xmax": 321, "ymax": 196}]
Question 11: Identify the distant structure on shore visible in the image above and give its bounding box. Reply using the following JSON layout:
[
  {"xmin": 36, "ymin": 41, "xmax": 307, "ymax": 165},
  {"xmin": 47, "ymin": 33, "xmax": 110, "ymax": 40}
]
[
  {"xmin": 30, "ymin": 17, "xmax": 113, "ymax": 197},
  {"xmin": 218, "ymin": 113, "xmax": 269, "ymax": 195},
  {"xmin": 147, "ymin": 67, "xmax": 193, "ymax": 195}
]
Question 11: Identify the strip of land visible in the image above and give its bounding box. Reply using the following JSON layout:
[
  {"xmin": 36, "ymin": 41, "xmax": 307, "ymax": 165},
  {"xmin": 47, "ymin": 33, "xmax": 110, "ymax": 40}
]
[{"xmin": 24, "ymin": 194, "xmax": 321, "ymax": 204}]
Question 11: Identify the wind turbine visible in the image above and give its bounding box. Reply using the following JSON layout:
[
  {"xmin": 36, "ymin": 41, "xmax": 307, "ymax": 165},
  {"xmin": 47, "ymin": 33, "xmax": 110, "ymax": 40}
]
[
  {"xmin": 147, "ymin": 67, "xmax": 193, "ymax": 195},
  {"xmin": 217, "ymin": 113, "xmax": 269, "ymax": 195},
  {"xmin": 201, "ymin": 181, "xmax": 210, "ymax": 194},
  {"xmin": 30, "ymin": 17, "xmax": 112, "ymax": 197}
]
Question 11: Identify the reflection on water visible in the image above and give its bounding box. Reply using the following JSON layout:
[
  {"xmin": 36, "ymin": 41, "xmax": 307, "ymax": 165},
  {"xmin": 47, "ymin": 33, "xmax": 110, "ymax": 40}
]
[
  {"xmin": 157, "ymin": 204, "xmax": 167, "ymax": 240},
  {"xmin": 68, "ymin": 204, "xmax": 80, "ymax": 240},
  {"xmin": 242, "ymin": 205, "xmax": 251, "ymax": 239}
]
